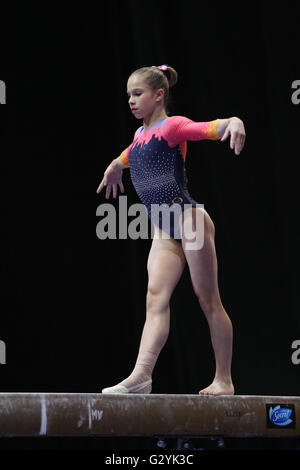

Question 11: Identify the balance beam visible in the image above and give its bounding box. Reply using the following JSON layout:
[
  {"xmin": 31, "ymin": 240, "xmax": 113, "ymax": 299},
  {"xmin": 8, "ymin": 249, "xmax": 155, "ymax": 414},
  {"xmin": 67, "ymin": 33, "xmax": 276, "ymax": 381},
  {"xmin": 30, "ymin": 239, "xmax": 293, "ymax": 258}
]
[{"xmin": 0, "ymin": 393, "xmax": 299, "ymax": 438}]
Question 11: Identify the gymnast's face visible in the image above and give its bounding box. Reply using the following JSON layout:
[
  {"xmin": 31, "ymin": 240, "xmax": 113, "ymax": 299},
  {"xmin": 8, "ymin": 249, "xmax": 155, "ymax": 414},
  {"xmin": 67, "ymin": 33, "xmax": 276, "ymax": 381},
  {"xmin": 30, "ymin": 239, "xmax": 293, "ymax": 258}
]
[{"xmin": 127, "ymin": 75, "xmax": 164, "ymax": 119}]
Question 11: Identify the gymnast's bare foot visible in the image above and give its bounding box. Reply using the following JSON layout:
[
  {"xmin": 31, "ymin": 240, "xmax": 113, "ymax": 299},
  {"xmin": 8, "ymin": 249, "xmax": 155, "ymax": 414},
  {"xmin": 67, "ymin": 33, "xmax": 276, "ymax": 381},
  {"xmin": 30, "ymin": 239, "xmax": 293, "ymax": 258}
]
[{"xmin": 199, "ymin": 378, "xmax": 234, "ymax": 396}]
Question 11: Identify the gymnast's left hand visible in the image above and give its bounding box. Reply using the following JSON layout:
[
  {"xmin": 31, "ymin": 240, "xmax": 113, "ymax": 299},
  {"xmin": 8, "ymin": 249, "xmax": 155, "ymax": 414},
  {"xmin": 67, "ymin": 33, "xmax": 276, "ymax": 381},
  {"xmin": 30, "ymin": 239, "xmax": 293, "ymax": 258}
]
[{"xmin": 220, "ymin": 117, "xmax": 246, "ymax": 155}]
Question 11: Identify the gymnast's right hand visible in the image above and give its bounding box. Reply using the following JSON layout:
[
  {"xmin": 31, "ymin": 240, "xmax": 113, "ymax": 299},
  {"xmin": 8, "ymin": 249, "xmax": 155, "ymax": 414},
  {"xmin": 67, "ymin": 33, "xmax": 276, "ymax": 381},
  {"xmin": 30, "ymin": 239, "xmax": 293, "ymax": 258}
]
[{"xmin": 96, "ymin": 159, "xmax": 125, "ymax": 199}]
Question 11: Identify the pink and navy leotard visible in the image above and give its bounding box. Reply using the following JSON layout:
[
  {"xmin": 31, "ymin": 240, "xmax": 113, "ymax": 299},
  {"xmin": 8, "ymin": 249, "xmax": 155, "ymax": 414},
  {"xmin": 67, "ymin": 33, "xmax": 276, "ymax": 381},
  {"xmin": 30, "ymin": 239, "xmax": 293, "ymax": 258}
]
[{"xmin": 119, "ymin": 116, "xmax": 221, "ymax": 240}]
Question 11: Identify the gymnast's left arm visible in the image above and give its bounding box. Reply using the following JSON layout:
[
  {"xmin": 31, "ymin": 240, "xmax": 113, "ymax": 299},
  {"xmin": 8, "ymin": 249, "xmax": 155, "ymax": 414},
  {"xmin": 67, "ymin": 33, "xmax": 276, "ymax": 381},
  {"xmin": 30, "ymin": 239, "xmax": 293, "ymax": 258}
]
[{"xmin": 216, "ymin": 117, "xmax": 246, "ymax": 156}]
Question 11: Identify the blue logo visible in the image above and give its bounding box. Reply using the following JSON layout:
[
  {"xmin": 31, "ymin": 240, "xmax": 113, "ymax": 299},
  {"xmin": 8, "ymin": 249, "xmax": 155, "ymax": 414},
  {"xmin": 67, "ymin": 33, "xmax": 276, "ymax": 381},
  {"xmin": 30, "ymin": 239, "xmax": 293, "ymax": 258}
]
[{"xmin": 269, "ymin": 405, "xmax": 293, "ymax": 427}]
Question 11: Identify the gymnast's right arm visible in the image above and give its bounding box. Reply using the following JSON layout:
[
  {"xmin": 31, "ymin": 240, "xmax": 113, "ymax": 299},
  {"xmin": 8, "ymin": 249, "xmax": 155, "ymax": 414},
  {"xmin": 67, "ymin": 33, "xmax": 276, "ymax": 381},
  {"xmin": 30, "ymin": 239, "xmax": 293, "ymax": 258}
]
[{"xmin": 96, "ymin": 145, "xmax": 131, "ymax": 199}]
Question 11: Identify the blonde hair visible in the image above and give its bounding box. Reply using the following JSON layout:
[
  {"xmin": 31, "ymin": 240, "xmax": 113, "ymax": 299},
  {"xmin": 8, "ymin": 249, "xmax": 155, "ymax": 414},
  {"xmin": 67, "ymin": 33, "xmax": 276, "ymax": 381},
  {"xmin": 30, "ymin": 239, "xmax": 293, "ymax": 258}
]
[{"xmin": 129, "ymin": 64, "xmax": 178, "ymax": 110}]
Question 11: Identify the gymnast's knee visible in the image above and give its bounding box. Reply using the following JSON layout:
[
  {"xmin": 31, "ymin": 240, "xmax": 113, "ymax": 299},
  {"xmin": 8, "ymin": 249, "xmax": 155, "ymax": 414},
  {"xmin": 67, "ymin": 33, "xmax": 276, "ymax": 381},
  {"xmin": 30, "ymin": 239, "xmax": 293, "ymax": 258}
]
[
  {"xmin": 196, "ymin": 290, "xmax": 220, "ymax": 315},
  {"xmin": 146, "ymin": 287, "xmax": 170, "ymax": 314}
]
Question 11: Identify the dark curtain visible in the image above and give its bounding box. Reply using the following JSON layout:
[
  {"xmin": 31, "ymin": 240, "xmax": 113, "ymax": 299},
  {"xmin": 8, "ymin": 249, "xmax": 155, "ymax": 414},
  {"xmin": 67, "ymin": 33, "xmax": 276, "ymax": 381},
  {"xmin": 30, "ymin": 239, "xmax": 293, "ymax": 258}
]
[{"xmin": 0, "ymin": 1, "xmax": 299, "ymax": 401}]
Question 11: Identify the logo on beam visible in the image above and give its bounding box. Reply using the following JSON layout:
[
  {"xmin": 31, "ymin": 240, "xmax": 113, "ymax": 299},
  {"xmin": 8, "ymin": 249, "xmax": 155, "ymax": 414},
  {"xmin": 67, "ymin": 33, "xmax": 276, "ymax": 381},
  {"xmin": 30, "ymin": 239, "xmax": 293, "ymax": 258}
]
[{"xmin": 266, "ymin": 404, "xmax": 296, "ymax": 428}]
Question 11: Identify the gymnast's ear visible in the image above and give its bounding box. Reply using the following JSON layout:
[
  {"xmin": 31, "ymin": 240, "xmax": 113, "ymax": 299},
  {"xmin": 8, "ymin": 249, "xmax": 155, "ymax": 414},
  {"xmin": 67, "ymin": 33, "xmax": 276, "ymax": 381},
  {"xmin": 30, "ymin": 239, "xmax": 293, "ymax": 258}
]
[{"xmin": 155, "ymin": 88, "xmax": 165, "ymax": 102}]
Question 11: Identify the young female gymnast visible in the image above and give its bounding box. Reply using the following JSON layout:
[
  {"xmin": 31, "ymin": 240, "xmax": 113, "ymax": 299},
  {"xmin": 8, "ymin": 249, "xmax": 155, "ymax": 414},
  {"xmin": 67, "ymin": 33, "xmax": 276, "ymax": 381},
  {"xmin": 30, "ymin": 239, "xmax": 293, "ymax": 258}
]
[{"xmin": 96, "ymin": 64, "xmax": 246, "ymax": 395}]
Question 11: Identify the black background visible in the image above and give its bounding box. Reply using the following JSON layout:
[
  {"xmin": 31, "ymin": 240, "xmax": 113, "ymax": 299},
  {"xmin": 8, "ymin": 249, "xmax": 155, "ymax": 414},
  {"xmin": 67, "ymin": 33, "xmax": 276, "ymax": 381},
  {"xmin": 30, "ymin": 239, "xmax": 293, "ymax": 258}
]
[{"xmin": 0, "ymin": 1, "xmax": 299, "ymax": 401}]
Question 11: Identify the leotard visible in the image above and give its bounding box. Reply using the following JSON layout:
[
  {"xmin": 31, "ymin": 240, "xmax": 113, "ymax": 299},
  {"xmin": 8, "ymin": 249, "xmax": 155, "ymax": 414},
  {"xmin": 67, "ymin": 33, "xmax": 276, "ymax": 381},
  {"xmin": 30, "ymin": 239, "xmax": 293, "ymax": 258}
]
[{"xmin": 119, "ymin": 116, "xmax": 221, "ymax": 241}]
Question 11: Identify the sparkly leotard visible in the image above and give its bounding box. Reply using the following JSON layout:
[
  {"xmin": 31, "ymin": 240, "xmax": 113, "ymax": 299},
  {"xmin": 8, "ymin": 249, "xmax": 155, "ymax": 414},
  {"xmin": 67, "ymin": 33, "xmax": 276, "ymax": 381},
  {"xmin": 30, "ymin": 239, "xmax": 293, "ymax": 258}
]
[{"xmin": 119, "ymin": 116, "xmax": 220, "ymax": 240}]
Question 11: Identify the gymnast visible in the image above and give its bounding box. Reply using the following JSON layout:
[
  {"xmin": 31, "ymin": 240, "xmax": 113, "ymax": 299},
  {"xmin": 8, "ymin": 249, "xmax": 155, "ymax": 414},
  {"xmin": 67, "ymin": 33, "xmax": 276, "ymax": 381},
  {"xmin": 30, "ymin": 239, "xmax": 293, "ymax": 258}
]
[{"xmin": 96, "ymin": 64, "xmax": 246, "ymax": 395}]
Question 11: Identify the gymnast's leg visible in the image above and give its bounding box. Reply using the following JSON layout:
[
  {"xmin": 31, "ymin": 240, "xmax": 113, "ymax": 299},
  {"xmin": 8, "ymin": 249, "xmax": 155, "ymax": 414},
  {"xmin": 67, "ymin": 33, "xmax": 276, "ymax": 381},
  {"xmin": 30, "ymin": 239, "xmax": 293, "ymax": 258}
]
[
  {"xmin": 180, "ymin": 207, "xmax": 234, "ymax": 395},
  {"xmin": 102, "ymin": 227, "xmax": 186, "ymax": 393}
]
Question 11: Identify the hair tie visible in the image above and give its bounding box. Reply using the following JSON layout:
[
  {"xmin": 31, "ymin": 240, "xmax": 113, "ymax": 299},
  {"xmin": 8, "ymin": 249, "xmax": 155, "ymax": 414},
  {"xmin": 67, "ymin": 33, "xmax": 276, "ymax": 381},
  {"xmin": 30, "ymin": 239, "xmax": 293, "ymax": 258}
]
[{"xmin": 154, "ymin": 64, "xmax": 168, "ymax": 71}]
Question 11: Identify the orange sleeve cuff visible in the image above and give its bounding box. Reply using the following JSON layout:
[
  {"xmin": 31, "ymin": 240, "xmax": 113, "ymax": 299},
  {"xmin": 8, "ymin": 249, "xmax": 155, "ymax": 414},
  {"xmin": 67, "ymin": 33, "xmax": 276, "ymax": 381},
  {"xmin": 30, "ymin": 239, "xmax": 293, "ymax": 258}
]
[
  {"xmin": 208, "ymin": 119, "xmax": 221, "ymax": 140},
  {"xmin": 119, "ymin": 147, "xmax": 130, "ymax": 167}
]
